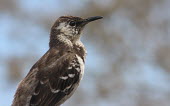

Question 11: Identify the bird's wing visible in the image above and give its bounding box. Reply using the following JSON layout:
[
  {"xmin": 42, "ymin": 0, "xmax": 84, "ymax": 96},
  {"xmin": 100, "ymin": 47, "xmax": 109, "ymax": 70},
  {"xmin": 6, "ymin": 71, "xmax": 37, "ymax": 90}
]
[{"xmin": 29, "ymin": 50, "xmax": 82, "ymax": 106}]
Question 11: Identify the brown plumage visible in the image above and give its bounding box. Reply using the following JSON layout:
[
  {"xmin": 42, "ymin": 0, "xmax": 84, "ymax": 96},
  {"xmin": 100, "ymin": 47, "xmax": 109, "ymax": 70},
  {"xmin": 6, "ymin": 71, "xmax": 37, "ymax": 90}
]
[{"xmin": 12, "ymin": 16, "xmax": 102, "ymax": 106}]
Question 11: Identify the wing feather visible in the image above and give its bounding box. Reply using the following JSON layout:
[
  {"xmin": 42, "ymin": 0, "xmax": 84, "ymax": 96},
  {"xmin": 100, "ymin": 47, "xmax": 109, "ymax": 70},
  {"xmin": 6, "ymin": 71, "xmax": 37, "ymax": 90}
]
[{"xmin": 30, "ymin": 52, "xmax": 81, "ymax": 106}]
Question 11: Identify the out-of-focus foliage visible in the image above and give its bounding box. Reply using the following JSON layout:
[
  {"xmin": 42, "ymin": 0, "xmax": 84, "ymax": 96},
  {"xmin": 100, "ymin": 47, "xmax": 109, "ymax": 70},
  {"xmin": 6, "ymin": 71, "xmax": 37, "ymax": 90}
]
[{"xmin": 0, "ymin": 0, "xmax": 170, "ymax": 106}]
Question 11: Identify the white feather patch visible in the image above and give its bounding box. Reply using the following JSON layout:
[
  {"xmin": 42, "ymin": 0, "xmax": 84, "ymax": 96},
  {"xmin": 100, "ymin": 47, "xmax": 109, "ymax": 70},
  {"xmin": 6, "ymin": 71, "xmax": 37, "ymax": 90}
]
[
  {"xmin": 40, "ymin": 81, "xmax": 44, "ymax": 84},
  {"xmin": 75, "ymin": 67, "xmax": 80, "ymax": 72},
  {"xmin": 68, "ymin": 66, "xmax": 72, "ymax": 69},
  {"xmin": 68, "ymin": 74, "xmax": 75, "ymax": 78},
  {"xmin": 56, "ymin": 22, "xmax": 73, "ymax": 36},
  {"xmin": 51, "ymin": 89, "xmax": 60, "ymax": 93},
  {"xmin": 60, "ymin": 76, "xmax": 68, "ymax": 80},
  {"xmin": 76, "ymin": 55, "xmax": 84, "ymax": 80},
  {"xmin": 62, "ymin": 85, "xmax": 72, "ymax": 92}
]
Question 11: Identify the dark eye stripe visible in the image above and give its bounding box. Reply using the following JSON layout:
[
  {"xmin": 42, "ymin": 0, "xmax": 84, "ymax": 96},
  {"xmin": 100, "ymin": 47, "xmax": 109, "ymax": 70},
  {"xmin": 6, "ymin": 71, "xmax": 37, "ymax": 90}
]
[{"xmin": 69, "ymin": 21, "xmax": 76, "ymax": 26}]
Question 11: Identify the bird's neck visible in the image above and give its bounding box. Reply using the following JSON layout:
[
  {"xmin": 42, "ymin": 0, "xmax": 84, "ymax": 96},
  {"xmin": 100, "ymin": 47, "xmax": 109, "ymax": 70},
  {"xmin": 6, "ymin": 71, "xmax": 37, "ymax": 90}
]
[
  {"xmin": 49, "ymin": 28, "xmax": 71, "ymax": 47},
  {"xmin": 49, "ymin": 34, "xmax": 81, "ymax": 49},
  {"xmin": 73, "ymin": 40, "xmax": 87, "ymax": 62},
  {"xmin": 49, "ymin": 33, "xmax": 86, "ymax": 60}
]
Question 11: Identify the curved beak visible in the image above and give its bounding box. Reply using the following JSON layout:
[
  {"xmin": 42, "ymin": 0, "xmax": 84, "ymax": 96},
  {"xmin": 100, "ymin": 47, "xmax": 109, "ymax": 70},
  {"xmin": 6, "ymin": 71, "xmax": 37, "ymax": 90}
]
[
  {"xmin": 84, "ymin": 16, "xmax": 103, "ymax": 23},
  {"xmin": 77, "ymin": 16, "xmax": 103, "ymax": 26}
]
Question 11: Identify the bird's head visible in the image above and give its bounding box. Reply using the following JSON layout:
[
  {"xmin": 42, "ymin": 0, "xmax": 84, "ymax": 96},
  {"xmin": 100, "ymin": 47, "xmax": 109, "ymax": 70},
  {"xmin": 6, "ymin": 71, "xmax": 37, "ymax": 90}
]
[{"xmin": 50, "ymin": 16, "xmax": 103, "ymax": 47}]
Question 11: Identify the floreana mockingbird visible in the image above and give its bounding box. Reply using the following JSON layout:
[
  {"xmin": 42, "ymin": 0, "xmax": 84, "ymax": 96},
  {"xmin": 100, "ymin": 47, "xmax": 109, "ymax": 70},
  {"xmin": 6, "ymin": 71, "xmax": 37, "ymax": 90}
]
[{"xmin": 12, "ymin": 16, "xmax": 103, "ymax": 106}]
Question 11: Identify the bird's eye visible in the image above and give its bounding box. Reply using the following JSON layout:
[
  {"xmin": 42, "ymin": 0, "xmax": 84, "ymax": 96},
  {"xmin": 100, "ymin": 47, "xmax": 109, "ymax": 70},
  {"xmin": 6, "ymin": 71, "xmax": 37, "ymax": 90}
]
[{"xmin": 69, "ymin": 21, "xmax": 76, "ymax": 26}]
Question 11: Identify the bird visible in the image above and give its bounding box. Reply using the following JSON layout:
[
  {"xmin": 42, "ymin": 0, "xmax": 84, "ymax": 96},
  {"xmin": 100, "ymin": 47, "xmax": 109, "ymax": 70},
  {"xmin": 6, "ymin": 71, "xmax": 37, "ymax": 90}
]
[{"xmin": 12, "ymin": 16, "xmax": 103, "ymax": 106}]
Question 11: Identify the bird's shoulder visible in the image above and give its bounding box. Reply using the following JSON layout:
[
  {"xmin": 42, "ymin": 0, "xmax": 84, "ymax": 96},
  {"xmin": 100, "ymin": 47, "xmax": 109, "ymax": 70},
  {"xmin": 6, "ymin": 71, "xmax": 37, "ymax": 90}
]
[
  {"xmin": 30, "ymin": 47, "xmax": 73, "ymax": 70},
  {"xmin": 30, "ymin": 48, "xmax": 75, "ymax": 77}
]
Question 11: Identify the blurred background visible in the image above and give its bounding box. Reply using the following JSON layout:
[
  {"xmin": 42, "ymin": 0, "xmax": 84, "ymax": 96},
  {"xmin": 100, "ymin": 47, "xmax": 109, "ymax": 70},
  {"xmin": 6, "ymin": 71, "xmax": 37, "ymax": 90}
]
[{"xmin": 0, "ymin": 0, "xmax": 170, "ymax": 106}]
